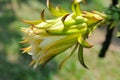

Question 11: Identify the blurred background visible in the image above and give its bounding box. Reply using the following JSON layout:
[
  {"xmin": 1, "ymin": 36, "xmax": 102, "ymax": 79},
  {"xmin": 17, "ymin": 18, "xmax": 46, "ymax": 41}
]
[{"xmin": 0, "ymin": 0, "xmax": 120, "ymax": 80}]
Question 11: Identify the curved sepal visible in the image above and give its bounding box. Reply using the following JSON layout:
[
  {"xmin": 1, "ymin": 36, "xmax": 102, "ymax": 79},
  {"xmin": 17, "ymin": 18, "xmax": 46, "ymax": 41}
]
[
  {"xmin": 19, "ymin": 39, "xmax": 28, "ymax": 44},
  {"xmin": 40, "ymin": 9, "xmax": 46, "ymax": 21},
  {"xmin": 72, "ymin": 0, "xmax": 82, "ymax": 15},
  {"xmin": 78, "ymin": 45, "xmax": 88, "ymax": 69},
  {"xmin": 21, "ymin": 46, "xmax": 32, "ymax": 53},
  {"xmin": 92, "ymin": 11, "xmax": 107, "ymax": 18},
  {"xmin": 77, "ymin": 35, "xmax": 92, "ymax": 48},
  {"xmin": 61, "ymin": 14, "xmax": 70, "ymax": 23},
  {"xmin": 47, "ymin": 0, "xmax": 68, "ymax": 17},
  {"xmin": 55, "ymin": 5, "xmax": 68, "ymax": 14},
  {"xmin": 20, "ymin": 19, "xmax": 42, "ymax": 25}
]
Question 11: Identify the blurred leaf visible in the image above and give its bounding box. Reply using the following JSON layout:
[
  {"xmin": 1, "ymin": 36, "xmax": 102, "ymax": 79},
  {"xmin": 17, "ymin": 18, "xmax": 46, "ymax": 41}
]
[{"xmin": 116, "ymin": 32, "xmax": 120, "ymax": 38}]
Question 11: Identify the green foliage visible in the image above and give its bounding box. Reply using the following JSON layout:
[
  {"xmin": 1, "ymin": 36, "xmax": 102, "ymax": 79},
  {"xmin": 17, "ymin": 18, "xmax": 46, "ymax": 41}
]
[{"xmin": 105, "ymin": 3, "xmax": 120, "ymax": 35}]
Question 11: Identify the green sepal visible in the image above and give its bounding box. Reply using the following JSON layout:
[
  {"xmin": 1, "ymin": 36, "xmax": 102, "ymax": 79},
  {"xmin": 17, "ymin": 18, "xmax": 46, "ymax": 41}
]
[
  {"xmin": 40, "ymin": 9, "xmax": 46, "ymax": 21},
  {"xmin": 78, "ymin": 45, "xmax": 88, "ymax": 69},
  {"xmin": 55, "ymin": 5, "xmax": 68, "ymax": 14},
  {"xmin": 47, "ymin": 0, "xmax": 68, "ymax": 17},
  {"xmin": 20, "ymin": 19, "xmax": 43, "ymax": 25},
  {"xmin": 77, "ymin": 35, "xmax": 92, "ymax": 48},
  {"xmin": 92, "ymin": 11, "xmax": 107, "ymax": 18},
  {"xmin": 71, "ymin": 0, "xmax": 82, "ymax": 15},
  {"xmin": 61, "ymin": 14, "xmax": 75, "ymax": 27}
]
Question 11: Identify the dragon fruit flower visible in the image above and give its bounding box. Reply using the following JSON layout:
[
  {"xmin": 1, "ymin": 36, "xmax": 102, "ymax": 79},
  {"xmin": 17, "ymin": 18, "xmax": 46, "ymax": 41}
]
[{"xmin": 21, "ymin": 0, "xmax": 105, "ymax": 69}]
